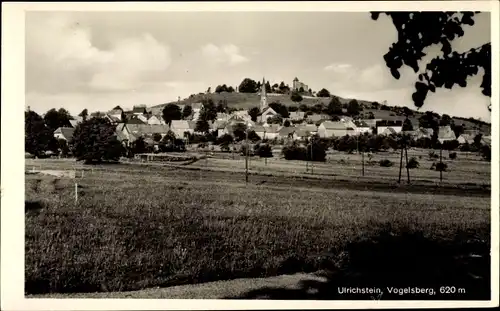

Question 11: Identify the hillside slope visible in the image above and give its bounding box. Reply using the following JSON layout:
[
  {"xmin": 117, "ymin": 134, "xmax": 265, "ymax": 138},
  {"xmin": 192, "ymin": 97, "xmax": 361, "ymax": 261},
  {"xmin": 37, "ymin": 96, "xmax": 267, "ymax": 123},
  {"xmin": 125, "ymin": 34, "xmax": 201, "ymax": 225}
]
[{"xmin": 151, "ymin": 92, "xmax": 490, "ymax": 133}]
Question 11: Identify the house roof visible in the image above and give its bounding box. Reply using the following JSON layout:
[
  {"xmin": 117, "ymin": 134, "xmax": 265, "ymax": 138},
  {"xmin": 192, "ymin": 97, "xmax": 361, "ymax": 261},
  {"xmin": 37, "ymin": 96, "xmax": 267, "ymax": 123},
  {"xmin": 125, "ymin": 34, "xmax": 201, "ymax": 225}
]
[
  {"xmin": 258, "ymin": 107, "xmax": 278, "ymax": 116},
  {"xmin": 382, "ymin": 127, "xmax": 397, "ymax": 135},
  {"xmin": 263, "ymin": 125, "xmax": 282, "ymax": 133},
  {"xmin": 289, "ymin": 111, "xmax": 305, "ymax": 118},
  {"xmin": 171, "ymin": 120, "xmax": 196, "ymax": 130},
  {"xmin": 438, "ymin": 125, "xmax": 456, "ymax": 140},
  {"xmin": 132, "ymin": 106, "xmax": 147, "ymax": 113},
  {"xmin": 458, "ymin": 134, "xmax": 475, "ymax": 144},
  {"xmin": 321, "ymin": 121, "xmax": 348, "ymax": 130},
  {"xmin": 90, "ymin": 111, "xmax": 105, "ymax": 118},
  {"xmin": 279, "ymin": 127, "xmax": 296, "ymax": 136},
  {"xmin": 212, "ymin": 120, "xmax": 227, "ymax": 130},
  {"xmin": 307, "ymin": 114, "xmax": 331, "ymax": 122},
  {"xmin": 69, "ymin": 120, "xmax": 80, "ymax": 128},
  {"xmin": 108, "ymin": 109, "xmax": 123, "ymax": 115},
  {"xmin": 252, "ymin": 125, "xmax": 267, "ymax": 133},
  {"xmin": 353, "ymin": 120, "xmax": 370, "ymax": 128},
  {"xmin": 125, "ymin": 124, "xmax": 171, "ymax": 135},
  {"xmin": 107, "ymin": 115, "xmax": 121, "ymax": 123},
  {"xmin": 54, "ymin": 127, "xmax": 75, "ymax": 140},
  {"xmin": 191, "ymin": 102, "xmax": 203, "ymax": 110},
  {"xmin": 295, "ymin": 128, "xmax": 311, "ymax": 137},
  {"xmin": 417, "ymin": 127, "xmax": 434, "ymax": 136},
  {"xmin": 126, "ymin": 116, "xmax": 146, "ymax": 124}
]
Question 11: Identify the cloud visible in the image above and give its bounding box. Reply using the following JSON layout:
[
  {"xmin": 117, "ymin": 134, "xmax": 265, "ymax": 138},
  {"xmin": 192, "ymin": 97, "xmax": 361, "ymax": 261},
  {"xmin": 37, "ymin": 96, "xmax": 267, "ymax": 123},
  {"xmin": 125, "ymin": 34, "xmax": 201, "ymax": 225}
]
[
  {"xmin": 26, "ymin": 14, "xmax": 171, "ymax": 93},
  {"xmin": 201, "ymin": 43, "xmax": 249, "ymax": 66},
  {"xmin": 324, "ymin": 63, "xmax": 352, "ymax": 72}
]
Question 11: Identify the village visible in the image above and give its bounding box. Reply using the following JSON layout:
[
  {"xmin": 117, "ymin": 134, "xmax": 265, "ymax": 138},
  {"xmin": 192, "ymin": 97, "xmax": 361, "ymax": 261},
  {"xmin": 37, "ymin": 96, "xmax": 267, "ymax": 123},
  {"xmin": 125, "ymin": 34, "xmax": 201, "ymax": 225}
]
[{"xmin": 50, "ymin": 78, "xmax": 491, "ymax": 159}]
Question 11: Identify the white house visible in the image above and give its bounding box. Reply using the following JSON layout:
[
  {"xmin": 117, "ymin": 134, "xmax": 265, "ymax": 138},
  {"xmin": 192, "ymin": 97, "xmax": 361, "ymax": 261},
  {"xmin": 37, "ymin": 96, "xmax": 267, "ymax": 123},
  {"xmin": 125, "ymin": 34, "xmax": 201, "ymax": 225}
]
[
  {"xmin": 170, "ymin": 120, "xmax": 196, "ymax": 138},
  {"xmin": 289, "ymin": 111, "xmax": 305, "ymax": 121},
  {"xmin": 147, "ymin": 115, "xmax": 165, "ymax": 125},
  {"xmin": 353, "ymin": 120, "xmax": 371, "ymax": 135},
  {"xmin": 318, "ymin": 121, "xmax": 356, "ymax": 138},
  {"xmin": 54, "ymin": 127, "xmax": 75, "ymax": 141},
  {"xmin": 437, "ymin": 125, "xmax": 456, "ymax": 143},
  {"xmin": 258, "ymin": 107, "xmax": 279, "ymax": 123}
]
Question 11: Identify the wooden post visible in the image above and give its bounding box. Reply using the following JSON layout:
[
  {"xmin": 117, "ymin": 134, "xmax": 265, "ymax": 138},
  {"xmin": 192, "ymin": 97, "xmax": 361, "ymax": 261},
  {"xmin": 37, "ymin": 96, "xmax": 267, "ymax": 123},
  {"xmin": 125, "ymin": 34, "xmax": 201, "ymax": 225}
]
[
  {"xmin": 398, "ymin": 141, "xmax": 404, "ymax": 184},
  {"xmin": 362, "ymin": 151, "xmax": 365, "ymax": 176},
  {"xmin": 404, "ymin": 140, "xmax": 410, "ymax": 184},
  {"xmin": 245, "ymin": 129, "xmax": 249, "ymax": 183},
  {"xmin": 311, "ymin": 138, "xmax": 314, "ymax": 175},
  {"xmin": 440, "ymin": 146, "xmax": 443, "ymax": 182},
  {"xmin": 75, "ymin": 183, "xmax": 78, "ymax": 205}
]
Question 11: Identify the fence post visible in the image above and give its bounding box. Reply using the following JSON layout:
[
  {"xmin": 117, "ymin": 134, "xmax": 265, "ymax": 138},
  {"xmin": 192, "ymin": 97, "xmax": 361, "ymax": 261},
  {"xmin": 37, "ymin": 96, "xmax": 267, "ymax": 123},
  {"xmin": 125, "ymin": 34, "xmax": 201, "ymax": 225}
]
[
  {"xmin": 75, "ymin": 182, "xmax": 78, "ymax": 205},
  {"xmin": 404, "ymin": 140, "xmax": 410, "ymax": 184},
  {"xmin": 398, "ymin": 143, "xmax": 404, "ymax": 183},
  {"xmin": 439, "ymin": 146, "xmax": 443, "ymax": 182}
]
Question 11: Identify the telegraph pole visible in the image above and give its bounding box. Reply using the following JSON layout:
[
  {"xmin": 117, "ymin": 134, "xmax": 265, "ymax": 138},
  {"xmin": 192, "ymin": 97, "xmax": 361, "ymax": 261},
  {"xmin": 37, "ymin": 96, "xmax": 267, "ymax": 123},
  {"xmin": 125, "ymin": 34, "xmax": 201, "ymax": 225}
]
[{"xmin": 245, "ymin": 127, "xmax": 249, "ymax": 183}]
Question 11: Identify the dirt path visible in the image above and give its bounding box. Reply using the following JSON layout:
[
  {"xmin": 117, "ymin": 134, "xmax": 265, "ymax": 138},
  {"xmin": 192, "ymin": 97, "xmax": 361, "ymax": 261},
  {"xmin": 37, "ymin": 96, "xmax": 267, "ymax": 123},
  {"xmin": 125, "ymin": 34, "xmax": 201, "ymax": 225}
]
[{"xmin": 27, "ymin": 273, "xmax": 326, "ymax": 299}]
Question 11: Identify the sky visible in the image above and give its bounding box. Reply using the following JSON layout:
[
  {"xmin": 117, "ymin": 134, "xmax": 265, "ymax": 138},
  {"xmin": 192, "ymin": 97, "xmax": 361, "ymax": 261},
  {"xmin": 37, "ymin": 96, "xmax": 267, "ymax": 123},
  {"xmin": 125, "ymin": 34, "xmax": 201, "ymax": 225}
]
[{"xmin": 25, "ymin": 11, "xmax": 492, "ymax": 122}]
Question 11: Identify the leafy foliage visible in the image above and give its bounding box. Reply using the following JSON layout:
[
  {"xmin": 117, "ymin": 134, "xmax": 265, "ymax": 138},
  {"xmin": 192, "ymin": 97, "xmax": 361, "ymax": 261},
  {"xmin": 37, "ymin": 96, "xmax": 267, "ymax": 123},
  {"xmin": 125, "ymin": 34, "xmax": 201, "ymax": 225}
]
[
  {"xmin": 255, "ymin": 143, "xmax": 273, "ymax": 158},
  {"xmin": 402, "ymin": 118, "xmax": 414, "ymax": 131},
  {"xmin": 71, "ymin": 118, "xmax": 124, "ymax": 163},
  {"xmin": 290, "ymin": 91, "xmax": 303, "ymax": 103},
  {"xmin": 238, "ymin": 78, "xmax": 258, "ymax": 93},
  {"xmin": 162, "ymin": 104, "xmax": 182, "ymax": 125},
  {"xmin": 406, "ymin": 157, "xmax": 420, "ymax": 169},
  {"xmin": 371, "ymin": 12, "xmax": 491, "ymax": 109},
  {"xmin": 248, "ymin": 107, "xmax": 261, "ymax": 122},
  {"xmin": 269, "ymin": 102, "xmax": 289, "ymax": 118},
  {"xmin": 25, "ymin": 111, "xmax": 57, "ymax": 157},
  {"xmin": 347, "ymin": 99, "xmax": 362, "ymax": 116},
  {"xmin": 379, "ymin": 159, "xmax": 394, "ymax": 167},
  {"xmin": 316, "ymin": 88, "xmax": 331, "ymax": 98},
  {"xmin": 327, "ymin": 97, "xmax": 343, "ymax": 116},
  {"xmin": 195, "ymin": 119, "xmax": 210, "ymax": 134},
  {"xmin": 43, "ymin": 108, "xmax": 73, "ymax": 131},
  {"xmin": 182, "ymin": 105, "xmax": 193, "ymax": 119}
]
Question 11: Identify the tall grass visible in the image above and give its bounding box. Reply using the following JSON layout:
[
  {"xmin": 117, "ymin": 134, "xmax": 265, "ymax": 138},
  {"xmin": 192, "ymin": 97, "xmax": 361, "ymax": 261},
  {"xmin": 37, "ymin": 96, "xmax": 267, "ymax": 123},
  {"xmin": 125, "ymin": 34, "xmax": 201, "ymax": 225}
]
[{"xmin": 25, "ymin": 168, "xmax": 490, "ymax": 296}]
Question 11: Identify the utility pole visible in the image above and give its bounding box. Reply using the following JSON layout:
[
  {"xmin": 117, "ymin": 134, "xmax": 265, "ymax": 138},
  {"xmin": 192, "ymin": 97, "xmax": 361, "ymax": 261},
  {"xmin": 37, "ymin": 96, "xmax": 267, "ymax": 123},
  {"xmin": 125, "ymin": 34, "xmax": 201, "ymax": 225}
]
[
  {"xmin": 398, "ymin": 138, "xmax": 404, "ymax": 184},
  {"xmin": 404, "ymin": 136, "xmax": 410, "ymax": 184},
  {"xmin": 311, "ymin": 136, "xmax": 314, "ymax": 175},
  {"xmin": 439, "ymin": 144, "xmax": 443, "ymax": 182},
  {"xmin": 245, "ymin": 126, "xmax": 249, "ymax": 183}
]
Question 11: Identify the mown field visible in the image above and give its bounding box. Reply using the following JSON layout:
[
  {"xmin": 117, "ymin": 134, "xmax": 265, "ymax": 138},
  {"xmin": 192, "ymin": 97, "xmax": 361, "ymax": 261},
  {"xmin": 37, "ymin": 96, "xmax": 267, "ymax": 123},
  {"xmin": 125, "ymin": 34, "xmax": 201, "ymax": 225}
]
[{"xmin": 25, "ymin": 154, "xmax": 491, "ymax": 299}]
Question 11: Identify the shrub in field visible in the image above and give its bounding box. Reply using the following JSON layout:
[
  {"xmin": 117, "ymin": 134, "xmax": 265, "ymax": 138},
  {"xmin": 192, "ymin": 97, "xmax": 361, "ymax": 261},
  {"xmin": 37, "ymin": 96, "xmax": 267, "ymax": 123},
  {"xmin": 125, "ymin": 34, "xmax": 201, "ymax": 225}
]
[
  {"xmin": 428, "ymin": 151, "xmax": 439, "ymax": 160},
  {"xmin": 449, "ymin": 152, "xmax": 457, "ymax": 159},
  {"xmin": 431, "ymin": 162, "xmax": 448, "ymax": 171},
  {"xmin": 379, "ymin": 159, "xmax": 394, "ymax": 167},
  {"xmin": 406, "ymin": 157, "xmax": 419, "ymax": 169},
  {"xmin": 255, "ymin": 143, "xmax": 273, "ymax": 158},
  {"xmin": 480, "ymin": 145, "xmax": 491, "ymax": 161},
  {"xmin": 282, "ymin": 144, "xmax": 307, "ymax": 161}
]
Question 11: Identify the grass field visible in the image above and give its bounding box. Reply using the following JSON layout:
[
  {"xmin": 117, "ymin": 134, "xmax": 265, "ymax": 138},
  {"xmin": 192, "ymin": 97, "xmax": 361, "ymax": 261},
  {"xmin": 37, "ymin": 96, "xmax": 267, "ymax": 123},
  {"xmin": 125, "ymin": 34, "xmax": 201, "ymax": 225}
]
[{"xmin": 25, "ymin": 152, "xmax": 491, "ymax": 299}]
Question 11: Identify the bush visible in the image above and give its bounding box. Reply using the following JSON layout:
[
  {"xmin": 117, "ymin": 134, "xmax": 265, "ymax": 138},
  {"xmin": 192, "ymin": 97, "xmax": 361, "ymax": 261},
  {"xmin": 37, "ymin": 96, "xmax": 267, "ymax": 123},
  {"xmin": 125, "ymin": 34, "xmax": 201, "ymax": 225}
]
[
  {"xmin": 406, "ymin": 157, "xmax": 419, "ymax": 169},
  {"xmin": 379, "ymin": 159, "xmax": 394, "ymax": 167},
  {"xmin": 480, "ymin": 145, "xmax": 491, "ymax": 161},
  {"xmin": 449, "ymin": 152, "xmax": 457, "ymax": 160},
  {"xmin": 255, "ymin": 143, "xmax": 273, "ymax": 158},
  {"xmin": 428, "ymin": 151, "xmax": 439, "ymax": 160},
  {"xmin": 282, "ymin": 145, "xmax": 307, "ymax": 161},
  {"xmin": 431, "ymin": 162, "xmax": 448, "ymax": 172}
]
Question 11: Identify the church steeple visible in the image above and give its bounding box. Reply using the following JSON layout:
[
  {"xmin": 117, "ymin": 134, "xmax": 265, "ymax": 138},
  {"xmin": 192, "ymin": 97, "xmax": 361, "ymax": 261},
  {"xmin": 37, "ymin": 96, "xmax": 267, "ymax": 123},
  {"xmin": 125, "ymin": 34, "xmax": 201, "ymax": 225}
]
[{"xmin": 260, "ymin": 77, "xmax": 268, "ymax": 112}]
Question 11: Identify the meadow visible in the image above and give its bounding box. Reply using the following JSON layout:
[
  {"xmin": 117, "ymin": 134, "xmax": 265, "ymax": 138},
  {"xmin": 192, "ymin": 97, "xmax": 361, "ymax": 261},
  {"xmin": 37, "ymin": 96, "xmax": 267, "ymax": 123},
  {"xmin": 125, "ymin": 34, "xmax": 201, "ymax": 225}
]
[{"xmin": 25, "ymin": 152, "xmax": 491, "ymax": 299}]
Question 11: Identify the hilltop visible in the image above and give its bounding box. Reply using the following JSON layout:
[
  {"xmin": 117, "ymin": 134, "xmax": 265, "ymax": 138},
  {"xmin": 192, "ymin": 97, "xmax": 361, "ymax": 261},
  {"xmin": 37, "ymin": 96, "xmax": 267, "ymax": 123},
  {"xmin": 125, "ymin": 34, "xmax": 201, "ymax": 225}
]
[{"xmin": 151, "ymin": 91, "xmax": 490, "ymax": 133}]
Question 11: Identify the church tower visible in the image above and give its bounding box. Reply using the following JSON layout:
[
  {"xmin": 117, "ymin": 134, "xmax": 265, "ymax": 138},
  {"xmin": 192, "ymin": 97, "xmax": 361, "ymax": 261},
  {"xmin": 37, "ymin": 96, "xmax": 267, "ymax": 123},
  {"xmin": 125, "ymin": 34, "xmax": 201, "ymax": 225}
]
[{"xmin": 260, "ymin": 77, "xmax": 268, "ymax": 112}]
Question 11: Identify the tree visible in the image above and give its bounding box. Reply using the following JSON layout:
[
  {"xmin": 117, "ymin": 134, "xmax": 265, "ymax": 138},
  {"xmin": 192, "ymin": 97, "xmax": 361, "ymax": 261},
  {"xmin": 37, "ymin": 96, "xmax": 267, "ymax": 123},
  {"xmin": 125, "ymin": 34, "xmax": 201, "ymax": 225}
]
[
  {"xmin": 347, "ymin": 99, "xmax": 361, "ymax": 116},
  {"xmin": 317, "ymin": 88, "xmax": 331, "ymax": 98},
  {"xmin": 232, "ymin": 123, "xmax": 247, "ymax": 141},
  {"xmin": 182, "ymin": 105, "xmax": 193, "ymax": 119},
  {"xmin": 299, "ymin": 86, "xmax": 305, "ymax": 93},
  {"xmin": 265, "ymin": 81, "xmax": 272, "ymax": 93},
  {"xmin": 256, "ymin": 143, "xmax": 273, "ymax": 158},
  {"xmin": 227, "ymin": 86, "xmax": 235, "ymax": 93},
  {"xmin": 452, "ymin": 124, "xmax": 465, "ymax": 138},
  {"xmin": 248, "ymin": 107, "xmax": 260, "ymax": 122},
  {"xmin": 153, "ymin": 133, "xmax": 162, "ymax": 142},
  {"xmin": 200, "ymin": 99, "xmax": 217, "ymax": 121},
  {"xmin": 57, "ymin": 138, "xmax": 71, "ymax": 157},
  {"xmin": 239, "ymin": 78, "xmax": 258, "ymax": 93},
  {"xmin": 372, "ymin": 12, "xmax": 491, "ymax": 110},
  {"xmin": 418, "ymin": 111, "xmax": 439, "ymax": 129},
  {"xmin": 327, "ymin": 97, "xmax": 343, "ymax": 116},
  {"xmin": 290, "ymin": 91, "xmax": 303, "ymax": 103},
  {"xmin": 440, "ymin": 114, "xmax": 452, "ymax": 126},
  {"xmin": 195, "ymin": 119, "xmax": 210, "ymax": 134},
  {"xmin": 367, "ymin": 111, "xmax": 375, "ymax": 119},
  {"xmin": 162, "ymin": 104, "xmax": 182, "ymax": 125},
  {"xmin": 267, "ymin": 115, "xmax": 283, "ymax": 125},
  {"xmin": 248, "ymin": 130, "xmax": 261, "ymax": 142},
  {"xmin": 402, "ymin": 117, "xmax": 414, "ymax": 131},
  {"xmin": 131, "ymin": 136, "xmax": 147, "ymax": 155},
  {"xmin": 206, "ymin": 87, "xmax": 211, "ymax": 93},
  {"xmin": 299, "ymin": 104, "xmax": 309, "ymax": 112},
  {"xmin": 44, "ymin": 108, "xmax": 72, "ymax": 131},
  {"xmin": 78, "ymin": 109, "xmax": 89, "ymax": 121},
  {"xmin": 25, "ymin": 111, "xmax": 56, "ymax": 157},
  {"xmin": 284, "ymin": 120, "xmax": 291, "ymax": 127},
  {"xmin": 71, "ymin": 118, "xmax": 124, "ymax": 164},
  {"xmin": 269, "ymin": 102, "xmax": 289, "ymax": 118}
]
